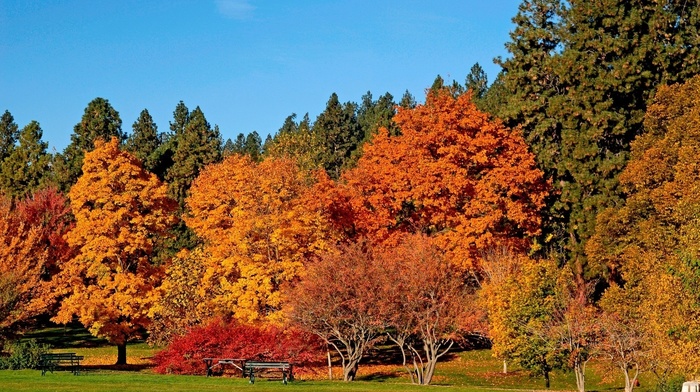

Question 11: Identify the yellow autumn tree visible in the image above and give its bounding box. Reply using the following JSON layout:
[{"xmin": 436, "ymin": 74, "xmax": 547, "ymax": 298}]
[
  {"xmin": 185, "ymin": 155, "xmax": 334, "ymax": 323},
  {"xmin": 587, "ymin": 75, "xmax": 700, "ymax": 381},
  {"xmin": 54, "ymin": 137, "xmax": 177, "ymax": 364},
  {"xmin": 147, "ymin": 247, "xmax": 214, "ymax": 345}
]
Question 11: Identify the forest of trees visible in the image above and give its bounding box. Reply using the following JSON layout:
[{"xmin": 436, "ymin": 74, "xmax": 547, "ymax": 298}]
[{"xmin": 1, "ymin": 1, "xmax": 700, "ymax": 391}]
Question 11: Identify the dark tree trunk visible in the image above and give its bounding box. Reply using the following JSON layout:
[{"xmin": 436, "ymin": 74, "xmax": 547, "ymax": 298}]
[
  {"xmin": 343, "ymin": 361, "xmax": 359, "ymax": 381},
  {"xmin": 116, "ymin": 343, "xmax": 127, "ymax": 365}
]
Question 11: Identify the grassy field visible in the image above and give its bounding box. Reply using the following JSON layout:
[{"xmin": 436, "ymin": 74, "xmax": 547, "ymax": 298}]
[{"xmin": 0, "ymin": 324, "xmax": 666, "ymax": 392}]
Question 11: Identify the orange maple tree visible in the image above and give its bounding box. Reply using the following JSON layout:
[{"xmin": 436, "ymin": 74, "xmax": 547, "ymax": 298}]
[
  {"xmin": 0, "ymin": 187, "xmax": 73, "ymax": 336},
  {"xmin": 340, "ymin": 88, "xmax": 548, "ymax": 271},
  {"xmin": 185, "ymin": 155, "xmax": 335, "ymax": 323},
  {"xmin": 54, "ymin": 137, "xmax": 177, "ymax": 364},
  {"xmin": 0, "ymin": 196, "xmax": 47, "ymax": 334}
]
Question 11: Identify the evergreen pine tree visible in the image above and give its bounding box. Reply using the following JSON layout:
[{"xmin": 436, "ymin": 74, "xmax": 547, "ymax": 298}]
[
  {"xmin": 278, "ymin": 114, "xmax": 298, "ymax": 135},
  {"xmin": 496, "ymin": 0, "xmax": 700, "ymax": 278},
  {"xmin": 399, "ymin": 90, "xmax": 417, "ymax": 110},
  {"xmin": 480, "ymin": 72, "xmax": 508, "ymax": 116},
  {"xmin": 160, "ymin": 104, "xmax": 222, "ymax": 255},
  {"xmin": 222, "ymin": 138, "xmax": 235, "ymax": 157},
  {"xmin": 0, "ymin": 121, "xmax": 51, "ymax": 198},
  {"xmin": 244, "ymin": 131, "xmax": 263, "ymax": 162},
  {"xmin": 430, "ymin": 75, "xmax": 445, "ymax": 93},
  {"xmin": 125, "ymin": 109, "xmax": 162, "ymax": 174},
  {"xmin": 357, "ymin": 91, "xmax": 397, "ymax": 139},
  {"xmin": 0, "ymin": 110, "xmax": 19, "ymax": 161},
  {"xmin": 169, "ymin": 101, "xmax": 190, "ymax": 137},
  {"xmin": 165, "ymin": 106, "xmax": 222, "ymax": 208},
  {"xmin": 465, "ymin": 62, "xmax": 488, "ymax": 100},
  {"xmin": 234, "ymin": 133, "xmax": 246, "ymax": 153},
  {"xmin": 312, "ymin": 93, "xmax": 362, "ymax": 179},
  {"xmin": 54, "ymin": 98, "xmax": 125, "ymax": 191}
]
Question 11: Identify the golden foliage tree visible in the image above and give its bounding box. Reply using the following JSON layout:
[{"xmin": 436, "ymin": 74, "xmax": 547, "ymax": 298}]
[
  {"xmin": 341, "ymin": 89, "xmax": 548, "ymax": 271},
  {"xmin": 587, "ymin": 75, "xmax": 700, "ymax": 381},
  {"xmin": 147, "ymin": 247, "xmax": 213, "ymax": 346},
  {"xmin": 54, "ymin": 138, "xmax": 176, "ymax": 365},
  {"xmin": 481, "ymin": 252, "xmax": 565, "ymax": 388},
  {"xmin": 185, "ymin": 155, "xmax": 334, "ymax": 323}
]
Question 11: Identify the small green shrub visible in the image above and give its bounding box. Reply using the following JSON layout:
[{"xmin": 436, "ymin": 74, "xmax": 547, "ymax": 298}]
[{"xmin": 0, "ymin": 339, "xmax": 50, "ymax": 370}]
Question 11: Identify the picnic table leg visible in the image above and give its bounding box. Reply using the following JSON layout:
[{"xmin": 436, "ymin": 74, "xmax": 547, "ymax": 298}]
[{"xmin": 203, "ymin": 358, "xmax": 213, "ymax": 377}]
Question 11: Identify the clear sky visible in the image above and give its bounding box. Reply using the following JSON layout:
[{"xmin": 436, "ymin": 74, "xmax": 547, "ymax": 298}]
[{"xmin": 0, "ymin": 0, "xmax": 520, "ymax": 153}]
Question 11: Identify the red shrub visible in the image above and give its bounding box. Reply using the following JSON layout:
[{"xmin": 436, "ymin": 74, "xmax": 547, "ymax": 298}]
[{"xmin": 153, "ymin": 318, "xmax": 325, "ymax": 375}]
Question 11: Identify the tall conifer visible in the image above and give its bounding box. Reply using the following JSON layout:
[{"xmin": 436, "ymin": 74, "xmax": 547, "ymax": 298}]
[
  {"xmin": 495, "ymin": 0, "xmax": 700, "ymax": 278},
  {"xmin": 55, "ymin": 98, "xmax": 124, "ymax": 191}
]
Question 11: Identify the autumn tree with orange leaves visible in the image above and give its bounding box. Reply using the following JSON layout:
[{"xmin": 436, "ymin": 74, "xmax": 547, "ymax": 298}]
[
  {"xmin": 340, "ymin": 88, "xmax": 548, "ymax": 271},
  {"xmin": 0, "ymin": 187, "xmax": 73, "ymax": 338},
  {"xmin": 54, "ymin": 138, "xmax": 177, "ymax": 365},
  {"xmin": 0, "ymin": 196, "xmax": 46, "ymax": 336},
  {"xmin": 185, "ymin": 155, "xmax": 334, "ymax": 323}
]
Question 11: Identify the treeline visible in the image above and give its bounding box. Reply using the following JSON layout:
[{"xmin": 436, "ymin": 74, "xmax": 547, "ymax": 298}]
[{"xmin": 1, "ymin": 1, "xmax": 700, "ymax": 391}]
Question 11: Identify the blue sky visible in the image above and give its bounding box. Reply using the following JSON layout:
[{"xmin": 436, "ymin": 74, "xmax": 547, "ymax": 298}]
[{"xmin": 0, "ymin": 0, "xmax": 520, "ymax": 152}]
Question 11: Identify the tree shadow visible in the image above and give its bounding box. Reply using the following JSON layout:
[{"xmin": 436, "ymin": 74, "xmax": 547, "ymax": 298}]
[
  {"xmin": 356, "ymin": 371, "xmax": 403, "ymax": 382},
  {"xmin": 22, "ymin": 321, "xmax": 111, "ymax": 348},
  {"xmin": 81, "ymin": 363, "xmax": 154, "ymax": 372},
  {"xmin": 363, "ymin": 339, "xmax": 466, "ymax": 366}
]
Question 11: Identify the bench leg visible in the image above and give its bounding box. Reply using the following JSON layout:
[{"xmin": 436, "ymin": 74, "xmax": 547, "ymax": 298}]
[{"xmin": 249, "ymin": 371, "xmax": 255, "ymax": 384}]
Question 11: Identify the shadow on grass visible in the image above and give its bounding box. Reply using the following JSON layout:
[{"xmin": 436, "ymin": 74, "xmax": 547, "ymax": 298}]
[
  {"xmin": 22, "ymin": 321, "xmax": 110, "ymax": 349},
  {"xmin": 363, "ymin": 342, "xmax": 461, "ymax": 367},
  {"xmin": 82, "ymin": 363, "xmax": 154, "ymax": 372},
  {"xmin": 356, "ymin": 371, "xmax": 403, "ymax": 382}
]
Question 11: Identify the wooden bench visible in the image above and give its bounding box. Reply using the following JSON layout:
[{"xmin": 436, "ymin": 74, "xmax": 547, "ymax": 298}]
[
  {"xmin": 243, "ymin": 361, "xmax": 293, "ymax": 384},
  {"xmin": 39, "ymin": 353, "xmax": 84, "ymax": 376}
]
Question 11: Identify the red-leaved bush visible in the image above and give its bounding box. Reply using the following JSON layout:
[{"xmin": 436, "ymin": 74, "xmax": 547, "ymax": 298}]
[{"xmin": 153, "ymin": 318, "xmax": 325, "ymax": 375}]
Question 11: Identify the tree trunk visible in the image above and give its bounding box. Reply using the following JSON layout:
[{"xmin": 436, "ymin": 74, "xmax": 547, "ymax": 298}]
[
  {"xmin": 574, "ymin": 362, "xmax": 585, "ymax": 392},
  {"xmin": 327, "ymin": 350, "xmax": 333, "ymax": 380},
  {"xmin": 503, "ymin": 359, "xmax": 508, "ymax": 374},
  {"xmin": 116, "ymin": 342, "xmax": 127, "ymax": 365},
  {"xmin": 422, "ymin": 357, "xmax": 438, "ymax": 385},
  {"xmin": 544, "ymin": 368, "xmax": 550, "ymax": 389},
  {"xmin": 343, "ymin": 360, "xmax": 359, "ymax": 381},
  {"xmin": 622, "ymin": 363, "xmax": 639, "ymax": 392}
]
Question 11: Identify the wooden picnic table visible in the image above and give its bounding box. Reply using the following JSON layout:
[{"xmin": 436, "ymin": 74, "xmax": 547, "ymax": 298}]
[{"xmin": 202, "ymin": 358, "xmax": 245, "ymax": 377}]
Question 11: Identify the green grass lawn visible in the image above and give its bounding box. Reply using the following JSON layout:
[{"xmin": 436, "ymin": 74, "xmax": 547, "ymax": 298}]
[
  {"xmin": 2, "ymin": 324, "xmax": 667, "ymax": 392},
  {"xmin": 3, "ymin": 370, "xmax": 495, "ymax": 392},
  {"xmin": 1, "ymin": 350, "xmax": 657, "ymax": 392}
]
